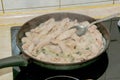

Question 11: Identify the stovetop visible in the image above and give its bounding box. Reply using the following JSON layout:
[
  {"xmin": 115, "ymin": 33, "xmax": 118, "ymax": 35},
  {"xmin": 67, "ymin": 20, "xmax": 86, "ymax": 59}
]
[{"xmin": 11, "ymin": 18, "xmax": 120, "ymax": 80}]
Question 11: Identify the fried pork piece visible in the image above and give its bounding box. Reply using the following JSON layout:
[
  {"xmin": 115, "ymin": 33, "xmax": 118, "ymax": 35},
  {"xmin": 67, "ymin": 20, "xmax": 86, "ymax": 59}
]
[
  {"xmin": 44, "ymin": 44, "xmax": 62, "ymax": 54},
  {"xmin": 36, "ymin": 18, "xmax": 55, "ymax": 37},
  {"xmin": 56, "ymin": 29, "xmax": 76, "ymax": 40},
  {"xmin": 21, "ymin": 37, "xmax": 31, "ymax": 44},
  {"xmin": 22, "ymin": 38, "xmax": 35, "ymax": 54},
  {"xmin": 57, "ymin": 41, "xmax": 73, "ymax": 55},
  {"xmin": 64, "ymin": 38, "xmax": 76, "ymax": 50},
  {"xmin": 30, "ymin": 18, "xmax": 55, "ymax": 33}
]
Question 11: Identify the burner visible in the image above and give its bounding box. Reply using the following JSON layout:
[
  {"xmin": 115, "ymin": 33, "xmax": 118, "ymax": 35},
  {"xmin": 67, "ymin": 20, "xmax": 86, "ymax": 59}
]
[
  {"xmin": 44, "ymin": 75, "xmax": 79, "ymax": 80},
  {"xmin": 14, "ymin": 52, "xmax": 108, "ymax": 80},
  {"xmin": 11, "ymin": 26, "xmax": 108, "ymax": 80}
]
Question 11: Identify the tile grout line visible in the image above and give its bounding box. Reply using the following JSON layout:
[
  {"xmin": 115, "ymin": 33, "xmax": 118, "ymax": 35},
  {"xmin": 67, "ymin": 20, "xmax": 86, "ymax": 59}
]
[
  {"xmin": 1, "ymin": 0, "xmax": 5, "ymax": 14},
  {"xmin": 113, "ymin": 0, "xmax": 115, "ymax": 4},
  {"xmin": 59, "ymin": 0, "xmax": 61, "ymax": 9}
]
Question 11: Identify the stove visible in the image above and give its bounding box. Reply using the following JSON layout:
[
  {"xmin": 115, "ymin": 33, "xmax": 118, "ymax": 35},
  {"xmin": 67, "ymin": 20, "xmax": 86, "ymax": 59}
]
[{"xmin": 11, "ymin": 18, "xmax": 120, "ymax": 80}]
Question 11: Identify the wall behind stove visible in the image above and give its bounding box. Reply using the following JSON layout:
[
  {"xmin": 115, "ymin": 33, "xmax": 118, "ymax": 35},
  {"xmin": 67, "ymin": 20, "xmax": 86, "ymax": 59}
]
[{"xmin": 0, "ymin": 0, "xmax": 119, "ymax": 13}]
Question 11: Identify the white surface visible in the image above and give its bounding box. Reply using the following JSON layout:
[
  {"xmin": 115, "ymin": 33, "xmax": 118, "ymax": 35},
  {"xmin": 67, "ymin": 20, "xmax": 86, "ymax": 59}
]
[
  {"xmin": 0, "ymin": 68, "xmax": 13, "ymax": 80},
  {"xmin": 0, "ymin": 0, "xmax": 116, "ymax": 11},
  {"xmin": 3, "ymin": 0, "xmax": 59, "ymax": 10},
  {"xmin": 115, "ymin": 0, "xmax": 120, "ymax": 4},
  {"xmin": 61, "ymin": 0, "xmax": 113, "ymax": 5}
]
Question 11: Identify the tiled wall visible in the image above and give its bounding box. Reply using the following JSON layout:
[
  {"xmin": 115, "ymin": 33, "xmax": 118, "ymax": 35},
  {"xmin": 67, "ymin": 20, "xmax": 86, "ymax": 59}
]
[
  {"xmin": 114, "ymin": 0, "xmax": 120, "ymax": 3},
  {"xmin": 61, "ymin": 0, "xmax": 113, "ymax": 6},
  {"xmin": 3, "ymin": 0, "xmax": 59, "ymax": 10},
  {"xmin": 0, "ymin": 0, "xmax": 119, "ymax": 13},
  {"xmin": 0, "ymin": 0, "xmax": 3, "ymax": 11}
]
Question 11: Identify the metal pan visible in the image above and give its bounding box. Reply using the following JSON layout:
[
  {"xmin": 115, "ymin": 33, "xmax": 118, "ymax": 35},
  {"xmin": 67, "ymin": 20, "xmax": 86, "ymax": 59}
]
[{"xmin": 0, "ymin": 12, "xmax": 110, "ymax": 70}]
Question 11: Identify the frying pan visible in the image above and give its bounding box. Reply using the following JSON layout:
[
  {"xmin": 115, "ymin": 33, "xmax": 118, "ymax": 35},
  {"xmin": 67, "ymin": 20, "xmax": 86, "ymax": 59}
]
[{"xmin": 0, "ymin": 12, "xmax": 110, "ymax": 70}]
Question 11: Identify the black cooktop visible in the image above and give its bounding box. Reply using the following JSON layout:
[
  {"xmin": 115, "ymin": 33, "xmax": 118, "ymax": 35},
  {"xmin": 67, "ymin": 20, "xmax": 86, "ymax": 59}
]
[{"xmin": 11, "ymin": 18, "xmax": 120, "ymax": 80}]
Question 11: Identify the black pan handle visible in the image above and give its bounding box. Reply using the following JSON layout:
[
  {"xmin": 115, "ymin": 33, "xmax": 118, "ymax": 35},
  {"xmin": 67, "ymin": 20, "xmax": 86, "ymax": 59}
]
[{"xmin": 0, "ymin": 55, "xmax": 28, "ymax": 68}]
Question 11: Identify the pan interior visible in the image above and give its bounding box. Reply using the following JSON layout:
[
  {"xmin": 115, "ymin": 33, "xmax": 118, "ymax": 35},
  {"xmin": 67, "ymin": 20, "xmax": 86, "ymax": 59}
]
[{"xmin": 16, "ymin": 12, "xmax": 110, "ymax": 65}]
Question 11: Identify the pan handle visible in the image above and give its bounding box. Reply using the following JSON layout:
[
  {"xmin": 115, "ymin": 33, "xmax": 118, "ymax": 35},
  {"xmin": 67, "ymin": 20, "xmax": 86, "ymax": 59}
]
[{"xmin": 0, "ymin": 55, "xmax": 28, "ymax": 69}]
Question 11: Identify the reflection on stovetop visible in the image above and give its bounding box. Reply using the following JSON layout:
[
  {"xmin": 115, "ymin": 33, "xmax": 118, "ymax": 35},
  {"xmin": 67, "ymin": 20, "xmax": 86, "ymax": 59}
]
[
  {"xmin": 11, "ymin": 26, "xmax": 109, "ymax": 80},
  {"xmin": 14, "ymin": 52, "xmax": 108, "ymax": 80}
]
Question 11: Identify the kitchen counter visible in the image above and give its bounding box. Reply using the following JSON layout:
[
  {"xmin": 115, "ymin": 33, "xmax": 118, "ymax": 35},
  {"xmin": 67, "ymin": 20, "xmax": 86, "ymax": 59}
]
[
  {"xmin": 0, "ymin": 26, "xmax": 13, "ymax": 80},
  {"xmin": 0, "ymin": 4, "xmax": 120, "ymax": 80}
]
